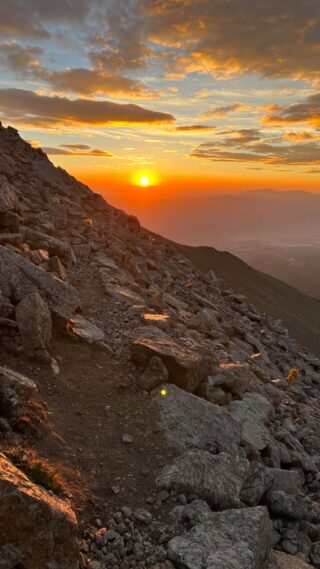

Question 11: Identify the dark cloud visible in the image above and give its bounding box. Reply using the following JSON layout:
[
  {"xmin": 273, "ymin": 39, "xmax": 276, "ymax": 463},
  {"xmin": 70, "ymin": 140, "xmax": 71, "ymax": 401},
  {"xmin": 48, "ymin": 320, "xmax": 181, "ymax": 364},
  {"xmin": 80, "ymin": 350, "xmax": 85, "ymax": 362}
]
[
  {"xmin": 263, "ymin": 93, "xmax": 320, "ymax": 126},
  {"xmin": 191, "ymin": 128, "xmax": 320, "ymax": 166},
  {"xmin": 0, "ymin": 0, "xmax": 93, "ymax": 37},
  {"xmin": 0, "ymin": 41, "xmax": 43, "ymax": 76},
  {"xmin": 0, "ymin": 88, "xmax": 175, "ymax": 127},
  {"xmin": 43, "ymin": 145, "xmax": 113, "ymax": 156}
]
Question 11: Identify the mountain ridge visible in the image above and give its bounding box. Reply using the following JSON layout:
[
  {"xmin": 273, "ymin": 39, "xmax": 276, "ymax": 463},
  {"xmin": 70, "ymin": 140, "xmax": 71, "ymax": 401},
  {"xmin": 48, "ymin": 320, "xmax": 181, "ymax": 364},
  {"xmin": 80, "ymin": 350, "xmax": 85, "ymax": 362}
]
[{"xmin": 0, "ymin": 122, "xmax": 319, "ymax": 569}]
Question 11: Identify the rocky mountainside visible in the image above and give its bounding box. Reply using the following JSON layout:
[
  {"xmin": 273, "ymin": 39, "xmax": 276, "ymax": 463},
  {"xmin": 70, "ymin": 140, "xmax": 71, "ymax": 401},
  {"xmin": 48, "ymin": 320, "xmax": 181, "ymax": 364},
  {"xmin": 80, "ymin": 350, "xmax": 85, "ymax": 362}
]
[
  {"xmin": 0, "ymin": 122, "xmax": 320, "ymax": 569},
  {"xmin": 177, "ymin": 243, "xmax": 320, "ymax": 358}
]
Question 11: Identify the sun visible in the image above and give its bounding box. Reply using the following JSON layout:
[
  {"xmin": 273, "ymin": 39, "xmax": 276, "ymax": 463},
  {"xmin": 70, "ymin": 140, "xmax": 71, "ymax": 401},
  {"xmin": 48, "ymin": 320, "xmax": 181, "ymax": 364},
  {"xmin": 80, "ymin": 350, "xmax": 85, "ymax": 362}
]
[
  {"xmin": 139, "ymin": 175, "xmax": 150, "ymax": 187},
  {"xmin": 131, "ymin": 170, "xmax": 158, "ymax": 188}
]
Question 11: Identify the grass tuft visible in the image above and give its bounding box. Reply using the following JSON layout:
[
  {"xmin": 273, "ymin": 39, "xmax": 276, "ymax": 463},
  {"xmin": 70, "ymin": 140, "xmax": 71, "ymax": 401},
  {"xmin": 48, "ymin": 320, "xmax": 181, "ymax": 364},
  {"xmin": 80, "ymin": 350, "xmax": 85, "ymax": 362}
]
[{"xmin": 3, "ymin": 448, "xmax": 67, "ymax": 497}]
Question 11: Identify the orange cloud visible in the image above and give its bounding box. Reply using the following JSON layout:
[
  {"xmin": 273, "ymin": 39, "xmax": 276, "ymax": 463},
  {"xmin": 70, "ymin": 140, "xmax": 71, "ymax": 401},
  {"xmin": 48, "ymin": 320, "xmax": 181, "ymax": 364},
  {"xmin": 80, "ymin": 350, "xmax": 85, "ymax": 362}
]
[
  {"xmin": 43, "ymin": 145, "xmax": 114, "ymax": 157},
  {"xmin": 0, "ymin": 89, "xmax": 175, "ymax": 127},
  {"xmin": 263, "ymin": 93, "xmax": 320, "ymax": 127}
]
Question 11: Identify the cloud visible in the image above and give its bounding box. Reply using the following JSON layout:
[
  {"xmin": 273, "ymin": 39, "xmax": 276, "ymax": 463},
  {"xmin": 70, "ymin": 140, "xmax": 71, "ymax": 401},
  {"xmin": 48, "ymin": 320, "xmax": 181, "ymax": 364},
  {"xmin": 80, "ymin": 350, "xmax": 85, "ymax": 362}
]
[
  {"xmin": 173, "ymin": 124, "xmax": 215, "ymax": 132},
  {"xmin": 45, "ymin": 68, "xmax": 154, "ymax": 98},
  {"xmin": 203, "ymin": 103, "xmax": 249, "ymax": 119},
  {"xmin": 43, "ymin": 145, "xmax": 113, "ymax": 156},
  {"xmin": 0, "ymin": 88, "xmax": 175, "ymax": 127},
  {"xmin": 139, "ymin": 0, "xmax": 320, "ymax": 82},
  {"xmin": 191, "ymin": 128, "xmax": 320, "ymax": 166},
  {"xmin": 0, "ymin": 41, "xmax": 43, "ymax": 76},
  {"xmin": 0, "ymin": 0, "xmax": 93, "ymax": 37},
  {"xmin": 0, "ymin": 41, "xmax": 154, "ymax": 99},
  {"xmin": 263, "ymin": 93, "xmax": 320, "ymax": 127}
]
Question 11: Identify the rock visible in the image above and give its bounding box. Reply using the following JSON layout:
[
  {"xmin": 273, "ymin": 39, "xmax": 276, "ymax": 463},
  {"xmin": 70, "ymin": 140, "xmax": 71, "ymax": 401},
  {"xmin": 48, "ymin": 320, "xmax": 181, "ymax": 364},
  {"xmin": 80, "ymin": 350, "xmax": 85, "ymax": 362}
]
[
  {"xmin": 0, "ymin": 176, "xmax": 18, "ymax": 214},
  {"xmin": 167, "ymin": 506, "xmax": 272, "ymax": 569},
  {"xmin": 132, "ymin": 335, "xmax": 211, "ymax": 392},
  {"xmin": 23, "ymin": 227, "xmax": 74, "ymax": 262},
  {"xmin": 134, "ymin": 508, "xmax": 153, "ymax": 524},
  {"xmin": 138, "ymin": 355, "xmax": 169, "ymax": 391},
  {"xmin": 148, "ymin": 563, "xmax": 175, "ymax": 569},
  {"xmin": 0, "ymin": 245, "xmax": 80, "ymax": 318},
  {"xmin": 240, "ymin": 462, "xmax": 274, "ymax": 506},
  {"xmin": 143, "ymin": 313, "xmax": 170, "ymax": 331},
  {"xmin": 0, "ymin": 453, "xmax": 78, "ymax": 569},
  {"xmin": 265, "ymin": 490, "xmax": 317, "ymax": 522},
  {"xmin": 171, "ymin": 500, "xmax": 213, "ymax": 525},
  {"xmin": 154, "ymin": 384, "xmax": 240, "ymax": 454},
  {"xmin": 207, "ymin": 362, "xmax": 257, "ymax": 398},
  {"xmin": 229, "ymin": 393, "xmax": 274, "ymax": 451},
  {"xmin": 67, "ymin": 315, "xmax": 105, "ymax": 344},
  {"xmin": 197, "ymin": 307, "xmax": 221, "ymax": 333},
  {"xmin": 122, "ymin": 434, "xmax": 133, "ymax": 444},
  {"xmin": 15, "ymin": 291, "xmax": 52, "ymax": 359},
  {"xmin": 0, "ymin": 365, "xmax": 37, "ymax": 418},
  {"xmin": 268, "ymin": 551, "xmax": 314, "ymax": 568},
  {"xmin": 156, "ymin": 450, "xmax": 248, "ymax": 509},
  {"xmin": 0, "ymin": 544, "xmax": 23, "ymax": 569}
]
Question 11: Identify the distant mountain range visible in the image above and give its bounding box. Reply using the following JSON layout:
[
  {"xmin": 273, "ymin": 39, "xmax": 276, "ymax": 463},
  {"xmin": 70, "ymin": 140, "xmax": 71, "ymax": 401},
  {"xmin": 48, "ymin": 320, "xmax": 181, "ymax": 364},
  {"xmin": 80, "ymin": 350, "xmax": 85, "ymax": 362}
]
[{"xmin": 107, "ymin": 188, "xmax": 320, "ymax": 298}]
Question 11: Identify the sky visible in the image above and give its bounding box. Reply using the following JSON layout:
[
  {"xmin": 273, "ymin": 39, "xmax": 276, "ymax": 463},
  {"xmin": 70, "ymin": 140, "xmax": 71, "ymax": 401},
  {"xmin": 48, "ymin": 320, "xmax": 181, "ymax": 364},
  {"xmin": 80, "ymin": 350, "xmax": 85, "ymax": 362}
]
[{"xmin": 1, "ymin": 0, "xmax": 320, "ymax": 205}]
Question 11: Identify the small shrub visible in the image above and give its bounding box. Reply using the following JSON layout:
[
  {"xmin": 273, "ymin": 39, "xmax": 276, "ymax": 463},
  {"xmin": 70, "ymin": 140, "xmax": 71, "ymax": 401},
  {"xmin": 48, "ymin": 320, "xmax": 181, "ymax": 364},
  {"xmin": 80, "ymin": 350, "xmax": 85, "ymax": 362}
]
[
  {"xmin": 286, "ymin": 367, "xmax": 299, "ymax": 386},
  {"xmin": 3, "ymin": 448, "xmax": 66, "ymax": 497}
]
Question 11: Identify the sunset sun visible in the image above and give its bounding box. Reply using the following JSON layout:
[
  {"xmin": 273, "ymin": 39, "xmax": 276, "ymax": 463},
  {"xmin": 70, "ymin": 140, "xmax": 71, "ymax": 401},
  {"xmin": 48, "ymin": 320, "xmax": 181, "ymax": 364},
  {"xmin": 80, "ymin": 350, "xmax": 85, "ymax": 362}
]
[{"xmin": 140, "ymin": 175, "xmax": 150, "ymax": 187}]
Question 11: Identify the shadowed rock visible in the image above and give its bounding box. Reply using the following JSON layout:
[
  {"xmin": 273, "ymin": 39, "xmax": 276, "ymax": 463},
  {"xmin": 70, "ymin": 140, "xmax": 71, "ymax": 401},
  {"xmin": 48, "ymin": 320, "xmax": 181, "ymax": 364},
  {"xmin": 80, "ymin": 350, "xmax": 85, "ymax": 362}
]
[
  {"xmin": 167, "ymin": 506, "xmax": 272, "ymax": 569},
  {"xmin": 0, "ymin": 453, "xmax": 79, "ymax": 569}
]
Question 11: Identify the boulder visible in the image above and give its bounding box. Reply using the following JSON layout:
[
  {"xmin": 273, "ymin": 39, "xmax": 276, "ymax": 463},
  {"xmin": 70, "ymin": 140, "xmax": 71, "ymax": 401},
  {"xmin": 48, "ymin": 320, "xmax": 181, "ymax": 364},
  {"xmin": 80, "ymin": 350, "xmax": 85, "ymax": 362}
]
[
  {"xmin": 265, "ymin": 490, "xmax": 320, "ymax": 522},
  {"xmin": 154, "ymin": 384, "xmax": 240, "ymax": 454},
  {"xmin": 240, "ymin": 462, "xmax": 274, "ymax": 506},
  {"xmin": 167, "ymin": 506, "xmax": 272, "ymax": 569},
  {"xmin": 23, "ymin": 227, "xmax": 74, "ymax": 262},
  {"xmin": 132, "ymin": 335, "xmax": 211, "ymax": 392},
  {"xmin": 0, "ymin": 245, "xmax": 80, "ymax": 318},
  {"xmin": 207, "ymin": 362, "xmax": 257, "ymax": 398},
  {"xmin": 67, "ymin": 315, "xmax": 105, "ymax": 344},
  {"xmin": 0, "ymin": 366, "xmax": 37, "ymax": 418},
  {"xmin": 138, "ymin": 356, "xmax": 169, "ymax": 391},
  {"xmin": 0, "ymin": 453, "xmax": 79, "ymax": 569},
  {"xmin": 229, "ymin": 393, "xmax": 274, "ymax": 451},
  {"xmin": 268, "ymin": 551, "xmax": 314, "ymax": 568},
  {"xmin": 156, "ymin": 450, "xmax": 248, "ymax": 509},
  {"xmin": 15, "ymin": 291, "xmax": 52, "ymax": 359}
]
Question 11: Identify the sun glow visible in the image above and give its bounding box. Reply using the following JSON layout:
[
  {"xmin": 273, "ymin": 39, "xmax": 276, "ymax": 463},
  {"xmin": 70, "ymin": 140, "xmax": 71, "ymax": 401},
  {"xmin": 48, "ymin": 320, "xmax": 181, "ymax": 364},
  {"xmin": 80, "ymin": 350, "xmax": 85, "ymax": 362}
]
[
  {"xmin": 140, "ymin": 175, "xmax": 150, "ymax": 187},
  {"xmin": 132, "ymin": 170, "xmax": 158, "ymax": 188}
]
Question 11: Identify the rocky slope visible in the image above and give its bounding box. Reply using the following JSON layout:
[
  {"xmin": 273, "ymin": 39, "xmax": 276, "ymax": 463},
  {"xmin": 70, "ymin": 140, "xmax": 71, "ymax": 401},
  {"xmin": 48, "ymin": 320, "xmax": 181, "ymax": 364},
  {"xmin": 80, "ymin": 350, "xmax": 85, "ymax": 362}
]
[
  {"xmin": 0, "ymin": 122, "xmax": 320, "ymax": 569},
  {"xmin": 177, "ymin": 243, "xmax": 320, "ymax": 359}
]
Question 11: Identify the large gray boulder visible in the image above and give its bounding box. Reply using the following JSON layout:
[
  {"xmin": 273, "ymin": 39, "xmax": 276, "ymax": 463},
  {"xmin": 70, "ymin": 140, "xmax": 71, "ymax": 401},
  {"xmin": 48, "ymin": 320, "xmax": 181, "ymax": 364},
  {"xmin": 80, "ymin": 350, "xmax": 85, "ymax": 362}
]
[
  {"xmin": 15, "ymin": 291, "xmax": 52, "ymax": 360},
  {"xmin": 0, "ymin": 453, "xmax": 79, "ymax": 569},
  {"xmin": 0, "ymin": 246, "xmax": 79, "ymax": 318},
  {"xmin": 133, "ymin": 334, "xmax": 211, "ymax": 392},
  {"xmin": 156, "ymin": 450, "xmax": 249, "ymax": 509},
  {"xmin": 154, "ymin": 384, "xmax": 240, "ymax": 454},
  {"xmin": 167, "ymin": 506, "xmax": 272, "ymax": 569},
  {"xmin": 229, "ymin": 393, "xmax": 274, "ymax": 451}
]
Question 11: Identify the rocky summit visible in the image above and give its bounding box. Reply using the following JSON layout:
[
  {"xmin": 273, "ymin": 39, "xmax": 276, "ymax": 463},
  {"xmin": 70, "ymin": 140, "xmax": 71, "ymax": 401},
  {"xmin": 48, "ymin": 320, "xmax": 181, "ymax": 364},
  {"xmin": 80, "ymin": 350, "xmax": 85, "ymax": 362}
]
[{"xmin": 0, "ymin": 121, "xmax": 319, "ymax": 569}]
